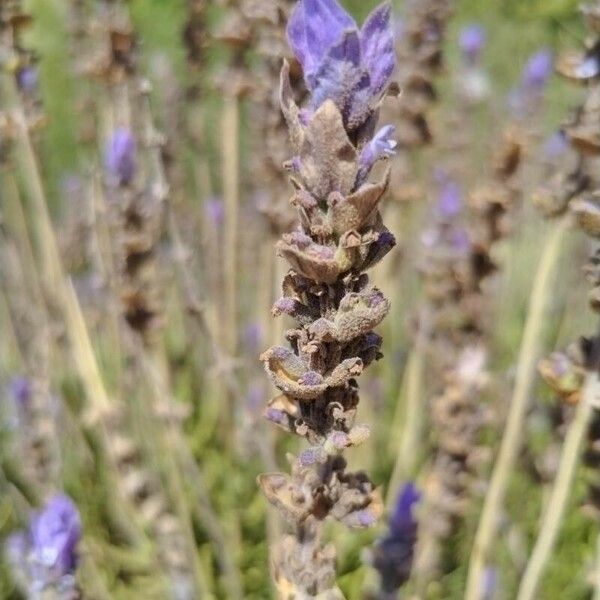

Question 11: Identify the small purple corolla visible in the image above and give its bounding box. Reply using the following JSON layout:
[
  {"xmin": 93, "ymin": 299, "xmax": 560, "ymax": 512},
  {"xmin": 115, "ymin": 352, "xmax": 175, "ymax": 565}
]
[
  {"xmin": 287, "ymin": 0, "xmax": 395, "ymax": 129},
  {"xmin": 358, "ymin": 124, "xmax": 397, "ymax": 181},
  {"xmin": 30, "ymin": 494, "xmax": 81, "ymax": 580},
  {"xmin": 104, "ymin": 128, "xmax": 137, "ymax": 186},
  {"xmin": 523, "ymin": 49, "xmax": 553, "ymax": 90},
  {"xmin": 459, "ymin": 24, "xmax": 486, "ymax": 64}
]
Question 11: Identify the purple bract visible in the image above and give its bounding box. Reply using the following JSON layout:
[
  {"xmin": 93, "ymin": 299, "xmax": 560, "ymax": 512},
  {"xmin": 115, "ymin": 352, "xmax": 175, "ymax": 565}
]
[{"xmin": 287, "ymin": 0, "xmax": 395, "ymax": 129}]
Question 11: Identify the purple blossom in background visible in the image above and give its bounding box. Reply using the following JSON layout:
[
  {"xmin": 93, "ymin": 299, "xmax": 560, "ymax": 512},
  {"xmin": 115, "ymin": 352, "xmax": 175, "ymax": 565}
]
[
  {"xmin": 17, "ymin": 66, "xmax": 38, "ymax": 94},
  {"xmin": 30, "ymin": 494, "xmax": 81, "ymax": 582},
  {"xmin": 372, "ymin": 482, "xmax": 421, "ymax": 593},
  {"xmin": 389, "ymin": 482, "xmax": 421, "ymax": 535},
  {"xmin": 9, "ymin": 376, "xmax": 32, "ymax": 409},
  {"xmin": 481, "ymin": 566, "xmax": 499, "ymax": 600},
  {"xmin": 459, "ymin": 24, "xmax": 486, "ymax": 63},
  {"xmin": 104, "ymin": 128, "xmax": 136, "ymax": 186},
  {"xmin": 437, "ymin": 179, "xmax": 462, "ymax": 218},
  {"xmin": 287, "ymin": 0, "xmax": 395, "ymax": 128},
  {"xmin": 358, "ymin": 124, "xmax": 397, "ymax": 181},
  {"xmin": 543, "ymin": 131, "xmax": 568, "ymax": 159},
  {"xmin": 5, "ymin": 495, "xmax": 81, "ymax": 594},
  {"xmin": 523, "ymin": 49, "xmax": 553, "ymax": 90},
  {"xmin": 205, "ymin": 196, "xmax": 225, "ymax": 227}
]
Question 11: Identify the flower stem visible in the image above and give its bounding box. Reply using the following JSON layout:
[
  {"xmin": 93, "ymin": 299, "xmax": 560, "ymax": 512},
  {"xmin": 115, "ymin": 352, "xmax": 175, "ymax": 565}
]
[
  {"xmin": 516, "ymin": 372, "xmax": 598, "ymax": 600},
  {"xmin": 222, "ymin": 94, "xmax": 240, "ymax": 358},
  {"xmin": 464, "ymin": 215, "xmax": 570, "ymax": 600}
]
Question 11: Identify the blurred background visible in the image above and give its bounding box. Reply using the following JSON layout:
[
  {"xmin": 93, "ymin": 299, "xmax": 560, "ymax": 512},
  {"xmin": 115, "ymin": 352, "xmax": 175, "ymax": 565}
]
[{"xmin": 0, "ymin": 0, "xmax": 598, "ymax": 598}]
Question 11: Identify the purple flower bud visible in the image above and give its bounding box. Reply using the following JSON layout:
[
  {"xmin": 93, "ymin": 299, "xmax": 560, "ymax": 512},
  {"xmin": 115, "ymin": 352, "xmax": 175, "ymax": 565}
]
[
  {"xmin": 17, "ymin": 66, "xmax": 38, "ymax": 94},
  {"xmin": 390, "ymin": 482, "xmax": 420, "ymax": 535},
  {"xmin": 329, "ymin": 430, "xmax": 350, "ymax": 449},
  {"xmin": 523, "ymin": 49, "xmax": 553, "ymax": 89},
  {"xmin": 30, "ymin": 494, "xmax": 81, "ymax": 580},
  {"xmin": 359, "ymin": 125, "xmax": 397, "ymax": 178},
  {"xmin": 543, "ymin": 131, "xmax": 568, "ymax": 159},
  {"xmin": 9, "ymin": 376, "xmax": 32, "ymax": 409},
  {"xmin": 287, "ymin": 0, "xmax": 395, "ymax": 129},
  {"xmin": 290, "ymin": 156, "xmax": 302, "ymax": 172},
  {"xmin": 356, "ymin": 509, "xmax": 377, "ymax": 527},
  {"xmin": 310, "ymin": 244, "xmax": 335, "ymax": 260},
  {"xmin": 299, "ymin": 447, "xmax": 323, "ymax": 466},
  {"xmin": 300, "ymin": 371, "xmax": 324, "ymax": 386},
  {"xmin": 104, "ymin": 128, "xmax": 137, "ymax": 186},
  {"xmin": 287, "ymin": 230, "xmax": 313, "ymax": 249},
  {"xmin": 437, "ymin": 180, "xmax": 462, "ymax": 218},
  {"xmin": 265, "ymin": 408, "xmax": 287, "ymax": 425},
  {"xmin": 372, "ymin": 481, "xmax": 420, "ymax": 593},
  {"xmin": 205, "ymin": 197, "xmax": 225, "ymax": 227},
  {"xmin": 459, "ymin": 24, "xmax": 486, "ymax": 63},
  {"xmin": 273, "ymin": 297, "xmax": 298, "ymax": 315}
]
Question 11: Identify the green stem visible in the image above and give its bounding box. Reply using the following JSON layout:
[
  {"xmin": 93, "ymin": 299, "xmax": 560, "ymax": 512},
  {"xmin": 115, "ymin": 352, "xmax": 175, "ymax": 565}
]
[
  {"xmin": 516, "ymin": 373, "xmax": 598, "ymax": 600},
  {"xmin": 464, "ymin": 216, "xmax": 570, "ymax": 600}
]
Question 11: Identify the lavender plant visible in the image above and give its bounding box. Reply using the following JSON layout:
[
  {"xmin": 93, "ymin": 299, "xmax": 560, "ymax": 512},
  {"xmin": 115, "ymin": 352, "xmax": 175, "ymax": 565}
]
[
  {"xmin": 511, "ymin": 7, "xmax": 600, "ymax": 597},
  {"xmin": 409, "ymin": 176, "xmax": 491, "ymax": 594},
  {"xmin": 257, "ymin": 0, "xmax": 396, "ymax": 595}
]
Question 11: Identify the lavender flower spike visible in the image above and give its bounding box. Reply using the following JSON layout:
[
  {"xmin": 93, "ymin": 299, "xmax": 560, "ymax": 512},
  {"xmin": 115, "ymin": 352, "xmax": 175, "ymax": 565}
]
[
  {"xmin": 287, "ymin": 0, "xmax": 395, "ymax": 129},
  {"xmin": 371, "ymin": 483, "xmax": 421, "ymax": 594},
  {"xmin": 105, "ymin": 127, "xmax": 137, "ymax": 186},
  {"xmin": 358, "ymin": 125, "xmax": 397, "ymax": 181},
  {"xmin": 30, "ymin": 494, "xmax": 82, "ymax": 582}
]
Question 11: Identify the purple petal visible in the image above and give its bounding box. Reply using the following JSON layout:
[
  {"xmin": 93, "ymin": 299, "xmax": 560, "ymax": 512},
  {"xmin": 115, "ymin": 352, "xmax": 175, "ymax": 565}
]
[
  {"xmin": 310, "ymin": 30, "xmax": 366, "ymax": 112},
  {"xmin": 30, "ymin": 494, "xmax": 81, "ymax": 578},
  {"xmin": 287, "ymin": 0, "xmax": 356, "ymax": 84},
  {"xmin": 359, "ymin": 124, "xmax": 397, "ymax": 179},
  {"xmin": 360, "ymin": 2, "xmax": 395, "ymax": 96}
]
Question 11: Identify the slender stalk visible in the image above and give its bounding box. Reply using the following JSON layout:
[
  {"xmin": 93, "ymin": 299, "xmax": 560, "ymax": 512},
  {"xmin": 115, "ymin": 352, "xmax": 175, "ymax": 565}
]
[
  {"xmin": 386, "ymin": 328, "xmax": 427, "ymax": 508},
  {"xmin": 594, "ymin": 532, "xmax": 600, "ymax": 600},
  {"xmin": 516, "ymin": 373, "xmax": 598, "ymax": 600},
  {"xmin": 222, "ymin": 94, "xmax": 240, "ymax": 357},
  {"xmin": 465, "ymin": 215, "xmax": 570, "ymax": 600}
]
